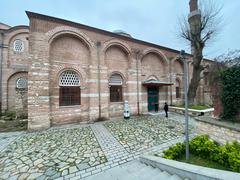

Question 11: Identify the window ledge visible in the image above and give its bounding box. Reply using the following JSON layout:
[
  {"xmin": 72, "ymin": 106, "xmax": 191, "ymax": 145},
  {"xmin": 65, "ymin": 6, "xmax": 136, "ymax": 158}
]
[{"xmin": 59, "ymin": 105, "xmax": 81, "ymax": 109}]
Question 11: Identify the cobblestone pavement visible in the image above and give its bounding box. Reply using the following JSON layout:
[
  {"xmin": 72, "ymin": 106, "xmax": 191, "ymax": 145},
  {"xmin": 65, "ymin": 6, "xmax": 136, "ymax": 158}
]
[
  {"xmin": 0, "ymin": 131, "xmax": 24, "ymax": 152},
  {"xmin": 0, "ymin": 127, "xmax": 106, "ymax": 179},
  {"xmin": 104, "ymin": 115, "xmax": 193, "ymax": 153},
  {"xmin": 0, "ymin": 113, "xmax": 196, "ymax": 180}
]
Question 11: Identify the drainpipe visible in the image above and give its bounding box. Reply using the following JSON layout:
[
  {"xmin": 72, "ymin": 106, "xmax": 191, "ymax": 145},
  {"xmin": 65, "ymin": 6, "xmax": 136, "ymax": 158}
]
[
  {"xmin": 0, "ymin": 30, "xmax": 4, "ymax": 113},
  {"xmin": 96, "ymin": 41, "xmax": 101, "ymax": 119},
  {"xmin": 135, "ymin": 50, "xmax": 140, "ymax": 115}
]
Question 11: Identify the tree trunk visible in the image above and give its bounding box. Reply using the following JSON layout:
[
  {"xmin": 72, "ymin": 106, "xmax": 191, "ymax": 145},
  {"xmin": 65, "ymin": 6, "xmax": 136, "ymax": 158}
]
[
  {"xmin": 188, "ymin": 65, "xmax": 202, "ymax": 105},
  {"xmin": 188, "ymin": 43, "xmax": 204, "ymax": 105}
]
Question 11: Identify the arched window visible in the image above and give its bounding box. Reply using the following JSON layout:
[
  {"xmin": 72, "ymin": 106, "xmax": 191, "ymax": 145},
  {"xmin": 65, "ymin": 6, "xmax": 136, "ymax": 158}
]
[
  {"xmin": 109, "ymin": 74, "xmax": 123, "ymax": 102},
  {"xmin": 59, "ymin": 70, "xmax": 81, "ymax": 106},
  {"xmin": 16, "ymin": 77, "xmax": 27, "ymax": 89},
  {"xmin": 176, "ymin": 79, "xmax": 181, "ymax": 99}
]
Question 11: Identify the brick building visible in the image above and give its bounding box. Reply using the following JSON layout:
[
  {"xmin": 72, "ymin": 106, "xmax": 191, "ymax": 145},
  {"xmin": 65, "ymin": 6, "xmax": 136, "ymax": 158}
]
[{"xmin": 0, "ymin": 12, "xmax": 212, "ymax": 130}]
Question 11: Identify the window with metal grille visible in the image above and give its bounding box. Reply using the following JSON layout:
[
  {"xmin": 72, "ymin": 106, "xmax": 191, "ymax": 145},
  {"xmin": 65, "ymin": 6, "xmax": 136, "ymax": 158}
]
[
  {"xmin": 109, "ymin": 74, "xmax": 123, "ymax": 85},
  {"xmin": 59, "ymin": 70, "xmax": 81, "ymax": 106},
  {"xmin": 13, "ymin": 39, "xmax": 24, "ymax": 52},
  {"xmin": 16, "ymin": 77, "xmax": 27, "ymax": 89},
  {"xmin": 109, "ymin": 74, "xmax": 123, "ymax": 102},
  {"xmin": 59, "ymin": 70, "xmax": 80, "ymax": 86}
]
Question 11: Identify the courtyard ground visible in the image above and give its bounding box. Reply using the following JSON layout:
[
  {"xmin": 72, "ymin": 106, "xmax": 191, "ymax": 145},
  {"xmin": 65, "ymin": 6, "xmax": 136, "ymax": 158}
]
[{"xmin": 0, "ymin": 113, "xmax": 196, "ymax": 180}]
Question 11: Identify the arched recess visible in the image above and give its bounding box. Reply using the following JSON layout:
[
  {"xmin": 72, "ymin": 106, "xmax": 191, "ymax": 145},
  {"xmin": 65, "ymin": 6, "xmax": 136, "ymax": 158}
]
[
  {"xmin": 49, "ymin": 33, "xmax": 91, "ymax": 65},
  {"xmin": 6, "ymin": 29, "xmax": 29, "ymax": 67},
  {"xmin": 7, "ymin": 71, "xmax": 28, "ymax": 115},
  {"xmin": 173, "ymin": 58, "xmax": 184, "ymax": 75},
  {"xmin": 141, "ymin": 50, "xmax": 168, "ymax": 81},
  {"xmin": 104, "ymin": 43, "xmax": 130, "ymax": 70},
  {"xmin": 49, "ymin": 32, "xmax": 91, "ymax": 112},
  {"xmin": 5, "ymin": 27, "xmax": 29, "ymax": 45},
  {"xmin": 47, "ymin": 26, "xmax": 94, "ymax": 49},
  {"xmin": 175, "ymin": 78, "xmax": 182, "ymax": 99},
  {"xmin": 141, "ymin": 48, "xmax": 169, "ymax": 66}
]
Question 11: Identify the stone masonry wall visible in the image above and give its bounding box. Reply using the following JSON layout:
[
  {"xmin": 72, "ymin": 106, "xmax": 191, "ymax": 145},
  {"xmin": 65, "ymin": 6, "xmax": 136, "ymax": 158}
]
[
  {"xmin": 196, "ymin": 119, "xmax": 240, "ymax": 144},
  {"xmin": 0, "ymin": 12, "xmax": 212, "ymax": 130},
  {"xmin": 1, "ymin": 27, "xmax": 29, "ymax": 114}
]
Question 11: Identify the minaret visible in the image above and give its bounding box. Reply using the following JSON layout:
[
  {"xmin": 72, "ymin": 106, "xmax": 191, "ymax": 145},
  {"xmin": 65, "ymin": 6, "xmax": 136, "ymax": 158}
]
[
  {"xmin": 189, "ymin": 0, "xmax": 198, "ymax": 12},
  {"xmin": 188, "ymin": 0, "xmax": 201, "ymax": 54}
]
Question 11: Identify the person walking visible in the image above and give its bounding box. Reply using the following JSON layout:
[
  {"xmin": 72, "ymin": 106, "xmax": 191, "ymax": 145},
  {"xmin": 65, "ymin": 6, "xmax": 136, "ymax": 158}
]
[
  {"xmin": 155, "ymin": 102, "xmax": 159, "ymax": 112},
  {"xmin": 164, "ymin": 102, "xmax": 169, "ymax": 118}
]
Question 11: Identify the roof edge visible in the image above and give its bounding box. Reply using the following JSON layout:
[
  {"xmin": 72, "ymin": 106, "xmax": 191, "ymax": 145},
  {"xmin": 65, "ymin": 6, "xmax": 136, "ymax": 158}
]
[
  {"xmin": 7, "ymin": 25, "xmax": 29, "ymax": 32},
  {"xmin": 25, "ymin": 11, "xmax": 214, "ymax": 61},
  {"xmin": 25, "ymin": 11, "xmax": 191, "ymax": 56}
]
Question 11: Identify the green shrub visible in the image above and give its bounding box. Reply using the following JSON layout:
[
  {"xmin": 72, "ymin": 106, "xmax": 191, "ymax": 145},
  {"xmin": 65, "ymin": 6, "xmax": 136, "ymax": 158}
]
[
  {"xmin": 162, "ymin": 143, "xmax": 185, "ymax": 160},
  {"xmin": 224, "ymin": 142, "xmax": 240, "ymax": 172},
  {"xmin": 220, "ymin": 65, "xmax": 240, "ymax": 121},
  {"xmin": 2, "ymin": 111, "xmax": 16, "ymax": 121},
  {"xmin": 162, "ymin": 135, "xmax": 240, "ymax": 172},
  {"xmin": 189, "ymin": 135, "xmax": 220, "ymax": 160}
]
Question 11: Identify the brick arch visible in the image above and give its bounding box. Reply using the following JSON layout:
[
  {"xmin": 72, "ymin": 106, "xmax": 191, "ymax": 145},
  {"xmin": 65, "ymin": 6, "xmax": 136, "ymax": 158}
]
[
  {"xmin": 4, "ymin": 28, "xmax": 29, "ymax": 45},
  {"xmin": 7, "ymin": 71, "xmax": 28, "ymax": 113},
  {"xmin": 103, "ymin": 40, "xmax": 131, "ymax": 57},
  {"xmin": 104, "ymin": 40, "xmax": 131, "ymax": 71},
  {"xmin": 141, "ymin": 49, "xmax": 168, "ymax": 77},
  {"xmin": 6, "ymin": 29, "xmax": 29, "ymax": 68},
  {"xmin": 146, "ymin": 75, "xmax": 159, "ymax": 81},
  {"xmin": 46, "ymin": 26, "xmax": 94, "ymax": 50},
  {"xmin": 49, "ymin": 34, "xmax": 91, "ymax": 67},
  {"xmin": 141, "ymin": 48, "xmax": 169, "ymax": 66},
  {"xmin": 50, "ymin": 65, "xmax": 87, "ymax": 87},
  {"xmin": 172, "ymin": 56, "xmax": 184, "ymax": 74},
  {"xmin": 109, "ymin": 71, "xmax": 126, "ymax": 86}
]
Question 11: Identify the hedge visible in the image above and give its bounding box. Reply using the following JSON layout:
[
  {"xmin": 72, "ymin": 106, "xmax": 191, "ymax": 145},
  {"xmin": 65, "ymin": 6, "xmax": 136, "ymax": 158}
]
[
  {"xmin": 220, "ymin": 65, "xmax": 240, "ymax": 121},
  {"xmin": 162, "ymin": 135, "xmax": 240, "ymax": 172}
]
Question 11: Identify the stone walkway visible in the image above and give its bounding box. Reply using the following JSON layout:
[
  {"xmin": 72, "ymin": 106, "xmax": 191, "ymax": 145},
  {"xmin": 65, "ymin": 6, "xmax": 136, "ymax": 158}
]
[
  {"xmin": 0, "ymin": 131, "xmax": 24, "ymax": 152},
  {"xmin": 0, "ymin": 113, "xmax": 196, "ymax": 180}
]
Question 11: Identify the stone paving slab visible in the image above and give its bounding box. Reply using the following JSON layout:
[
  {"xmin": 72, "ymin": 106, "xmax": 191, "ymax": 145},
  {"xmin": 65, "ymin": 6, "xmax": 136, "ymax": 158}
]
[
  {"xmin": 0, "ymin": 113, "xmax": 196, "ymax": 180},
  {"xmin": 0, "ymin": 127, "xmax": 106, "ymax": 179},
  {"xmin": 104, "ymin": 115, "xmax": 192, "ymax": 153},
  {"xmin": 0, "ymin": 131, "xmax": 24, "ymax": 152}
]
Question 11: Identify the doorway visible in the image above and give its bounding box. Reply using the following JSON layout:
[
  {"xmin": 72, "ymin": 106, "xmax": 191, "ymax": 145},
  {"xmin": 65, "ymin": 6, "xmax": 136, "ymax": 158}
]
[{"xmin": 147, "ymin": 87, "xmax": 159, "ymax": 112}]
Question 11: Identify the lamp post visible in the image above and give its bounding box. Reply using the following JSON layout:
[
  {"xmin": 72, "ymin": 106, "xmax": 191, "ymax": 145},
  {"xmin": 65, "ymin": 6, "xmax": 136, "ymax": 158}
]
[{"xmin": 180, "ymin": 50, "xmax": 189, "ymax": 161}]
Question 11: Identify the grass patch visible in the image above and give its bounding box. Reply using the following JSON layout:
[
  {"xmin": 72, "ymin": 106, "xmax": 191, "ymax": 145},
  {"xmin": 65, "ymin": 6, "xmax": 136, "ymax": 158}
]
[
  {"xmin": 0, "ymin": 120, "xmax": 27, "ymax": 132},
  {"xmin": 173, "ymin": 104, "xmax": 212, "ymax": 110},
  {"xmin": 179, "ymin": 154, "xmax": 229, "ymax": 171}
]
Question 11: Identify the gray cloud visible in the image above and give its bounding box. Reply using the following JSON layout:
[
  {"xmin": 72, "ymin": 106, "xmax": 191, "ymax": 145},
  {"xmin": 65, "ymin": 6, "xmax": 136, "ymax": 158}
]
[{"xmin": 1, "ymin": 0, "xmax": 239, "ymax": 59}]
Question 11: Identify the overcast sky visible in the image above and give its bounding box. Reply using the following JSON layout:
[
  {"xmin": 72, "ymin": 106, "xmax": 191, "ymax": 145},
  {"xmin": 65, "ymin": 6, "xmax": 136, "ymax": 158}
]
[{"xmin": 1, "ymin": 0, "xmax": 239, "ymax": 59}]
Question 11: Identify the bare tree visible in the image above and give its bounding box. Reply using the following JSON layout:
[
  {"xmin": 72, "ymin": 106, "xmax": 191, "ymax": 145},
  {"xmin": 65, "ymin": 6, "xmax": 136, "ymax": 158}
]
[{"xmin": 180, "ymin": 0, "xmax": 222, "ymax": 105}]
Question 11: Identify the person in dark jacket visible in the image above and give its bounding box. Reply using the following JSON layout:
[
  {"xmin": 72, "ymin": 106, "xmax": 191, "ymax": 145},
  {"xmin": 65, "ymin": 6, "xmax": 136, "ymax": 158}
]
[
  {"xmin": 164, "ymin": 102, "xmax": 169, "ymax": 118},
  {"xmin": 155, "ymin": 103, "xmax": 159, "ymax": 112}
]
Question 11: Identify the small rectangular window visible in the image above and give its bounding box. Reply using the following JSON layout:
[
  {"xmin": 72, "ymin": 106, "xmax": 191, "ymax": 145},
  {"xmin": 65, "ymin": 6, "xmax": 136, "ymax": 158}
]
[
  {"xmin": 110, "ymin": 85, "xmax": 123, "ymax": 102},
  {"xmin": 59, "ymin": 86, "xmax": 81, "ymax": 106}
]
